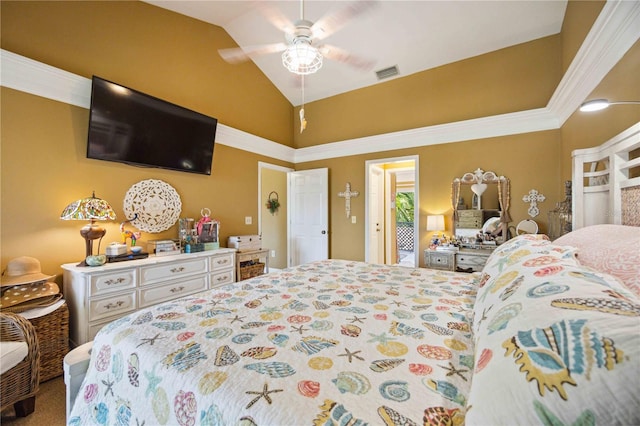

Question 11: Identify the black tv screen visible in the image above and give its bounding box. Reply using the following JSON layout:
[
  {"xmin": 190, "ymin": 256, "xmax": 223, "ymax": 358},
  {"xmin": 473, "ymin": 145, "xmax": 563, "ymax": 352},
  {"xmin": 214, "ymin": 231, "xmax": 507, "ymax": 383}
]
[{"xmin": 87, "ymin": 76, "xmax": 217, "ymax": 175}]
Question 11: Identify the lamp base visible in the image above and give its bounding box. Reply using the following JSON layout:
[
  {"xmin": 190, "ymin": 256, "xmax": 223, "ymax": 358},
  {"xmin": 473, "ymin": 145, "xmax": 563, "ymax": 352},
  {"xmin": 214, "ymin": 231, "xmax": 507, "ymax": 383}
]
[{"xmin": 79, "ymin": 222, "xmax": 106, "ymax": 266}]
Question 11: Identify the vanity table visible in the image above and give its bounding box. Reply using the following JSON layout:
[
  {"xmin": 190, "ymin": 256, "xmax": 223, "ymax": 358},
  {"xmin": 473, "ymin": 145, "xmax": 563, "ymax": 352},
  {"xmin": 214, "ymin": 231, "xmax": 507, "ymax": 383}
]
[
  {"xmin": 452, "ymin": 168, "xmax": 511, "ymax": 243},
  {"xmin": 448, "ymin": 168, "xmax": 511, "ymax": 272}
]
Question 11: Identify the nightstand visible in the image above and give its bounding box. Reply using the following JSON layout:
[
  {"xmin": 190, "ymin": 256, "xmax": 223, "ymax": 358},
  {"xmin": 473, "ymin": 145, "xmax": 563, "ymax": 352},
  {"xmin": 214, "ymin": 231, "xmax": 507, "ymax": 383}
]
[
  {"xmin": 424, "ymin": 249, "xmax": 455, "ymax": 271},
  {"xmin": 236, "ymin": 248, "xmax": 270, "ymax": 281}
]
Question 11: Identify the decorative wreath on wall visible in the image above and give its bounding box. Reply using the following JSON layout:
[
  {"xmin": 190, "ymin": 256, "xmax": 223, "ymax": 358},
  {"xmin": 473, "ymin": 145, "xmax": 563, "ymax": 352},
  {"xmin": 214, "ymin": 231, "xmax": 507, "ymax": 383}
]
[
  {"xmin": 123, "ymin": 179, "xmax": 182, "ymax": 233},
  {"xmin": 266, "ymin": 191, "xmax": 280, "ymax": 215}
]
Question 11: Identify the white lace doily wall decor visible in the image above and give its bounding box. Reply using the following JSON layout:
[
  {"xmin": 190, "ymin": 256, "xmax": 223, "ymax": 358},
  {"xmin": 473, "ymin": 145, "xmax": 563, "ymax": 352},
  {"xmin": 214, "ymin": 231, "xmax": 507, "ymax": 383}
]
[{"xmin": 123, "ymin": 179, "xmax": 182, "ymax": 233}]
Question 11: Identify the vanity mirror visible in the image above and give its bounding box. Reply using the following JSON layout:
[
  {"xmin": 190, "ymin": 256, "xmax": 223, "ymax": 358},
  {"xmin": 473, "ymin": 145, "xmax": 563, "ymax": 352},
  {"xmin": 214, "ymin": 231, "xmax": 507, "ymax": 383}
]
[{"xmin": 452, "ymin": 168, "xmax": 511, "ymax": 243}]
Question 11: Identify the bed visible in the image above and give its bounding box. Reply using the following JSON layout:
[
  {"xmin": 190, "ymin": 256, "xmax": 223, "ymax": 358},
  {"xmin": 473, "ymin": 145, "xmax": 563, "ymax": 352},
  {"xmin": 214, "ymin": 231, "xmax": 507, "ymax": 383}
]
[
  {"xmin": 67, "ymin": 123, "xmax": 640, "ymax": 425},
  {"xmin": 66, "ymin": 230, "xmax": 640, "ymax": 426},
  {"xmin": 67, "ymin": 260, "xmax": 480, "ymax": 425}
]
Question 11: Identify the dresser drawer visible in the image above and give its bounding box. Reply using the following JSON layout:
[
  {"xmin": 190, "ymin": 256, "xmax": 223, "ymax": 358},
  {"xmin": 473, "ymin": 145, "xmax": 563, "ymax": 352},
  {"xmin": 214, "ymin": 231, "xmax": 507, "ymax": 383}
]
[
  {"xmin": 456, "ymin": 251, "xmax": 491, "ymax": 272},
  {"xmin": 425, "ymin": 250, "xmax": 455, "ymax": 271},
  {"xmin": 456, "ymin": 218, "xmax": 483, "ymax": 228},
  {"xmin": 139, "ymin": 276, "xmax": 208, "ymax": 308},
  {"xmin": 140, "ymin": 258, "xmax": 208, "ymax": 285},
  {"xmin": 89, "ymin": 292, "xmax": 137, "ymax": 322},
  {"xmin": 210, "ymin": 270, "xmax": 234, "ymax": 288},
  {"xmin": 210, "ymin": 252, "xmax": 235, "ymax": 272},
  {"xmin": 90, "ymin": 269, "xmax": 137, "ymax": 297},
  {"xmin": 457, "ymin": 210, "xmax": 483, "ymax": 219}
]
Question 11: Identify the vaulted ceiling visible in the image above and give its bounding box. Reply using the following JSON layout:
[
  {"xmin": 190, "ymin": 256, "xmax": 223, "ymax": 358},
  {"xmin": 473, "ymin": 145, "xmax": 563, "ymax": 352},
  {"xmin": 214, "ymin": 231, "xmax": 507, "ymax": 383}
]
[{"xmin": 144, "ymin": 1, "xmax": 568, "ymax": 105}]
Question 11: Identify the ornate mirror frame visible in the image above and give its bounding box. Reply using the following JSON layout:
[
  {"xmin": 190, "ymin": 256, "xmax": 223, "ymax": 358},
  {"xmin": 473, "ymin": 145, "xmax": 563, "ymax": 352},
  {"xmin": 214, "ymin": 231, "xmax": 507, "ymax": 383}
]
[{"xmin": 451, "ymin": 168, "xmax": 512, "ymax": 240}]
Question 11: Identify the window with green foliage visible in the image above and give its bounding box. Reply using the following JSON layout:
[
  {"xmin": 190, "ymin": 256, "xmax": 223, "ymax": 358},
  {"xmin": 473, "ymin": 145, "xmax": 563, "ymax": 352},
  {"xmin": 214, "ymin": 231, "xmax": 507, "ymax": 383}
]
[{"xmin": 395, "ymin": 192, "xmax": 414, "ymax": 222}]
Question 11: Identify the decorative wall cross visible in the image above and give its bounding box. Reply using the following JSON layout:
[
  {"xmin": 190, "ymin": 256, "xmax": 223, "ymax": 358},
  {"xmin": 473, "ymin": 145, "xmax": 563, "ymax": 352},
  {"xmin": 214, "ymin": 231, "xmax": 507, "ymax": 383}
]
[
  {"xmin": 523, "ymin": 189, "xmax": 545, "ymax": 218},
  {"xmin": 338, "ymin": 182, "xmax": 359, "ymax": 218}
]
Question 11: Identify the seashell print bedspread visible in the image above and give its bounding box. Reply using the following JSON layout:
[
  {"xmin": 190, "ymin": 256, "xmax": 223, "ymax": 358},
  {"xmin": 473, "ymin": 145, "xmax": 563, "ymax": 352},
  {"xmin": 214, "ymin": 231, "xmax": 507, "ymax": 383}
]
[{"xmin": 68, "ymin": 259, "xmax": 479, "ymax": 425}]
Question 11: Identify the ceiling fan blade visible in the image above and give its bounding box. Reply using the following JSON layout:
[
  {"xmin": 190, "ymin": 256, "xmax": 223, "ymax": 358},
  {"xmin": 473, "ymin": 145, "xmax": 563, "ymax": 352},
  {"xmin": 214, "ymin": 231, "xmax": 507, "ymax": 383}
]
[
  {"xmin": 311, "ymin": 0, "xmax": 378, "ymax": 41},
  {"xmin": 319, "ymin": 44, "xmax": 376, "ymax": 71},
  {"xmin": 256, "ymin": 1, "xmax": 296, "ymax": 34},
  {"xmin": 218, "ymin": 43, "xmax": 287, "ymax": 64}
]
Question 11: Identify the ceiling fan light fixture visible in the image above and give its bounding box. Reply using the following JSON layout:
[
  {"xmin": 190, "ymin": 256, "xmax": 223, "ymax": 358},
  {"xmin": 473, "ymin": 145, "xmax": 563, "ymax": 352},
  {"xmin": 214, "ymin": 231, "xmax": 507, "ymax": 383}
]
[{"xmin": 282, "ymin": 39, "xmax": 323, "ymax": 75}]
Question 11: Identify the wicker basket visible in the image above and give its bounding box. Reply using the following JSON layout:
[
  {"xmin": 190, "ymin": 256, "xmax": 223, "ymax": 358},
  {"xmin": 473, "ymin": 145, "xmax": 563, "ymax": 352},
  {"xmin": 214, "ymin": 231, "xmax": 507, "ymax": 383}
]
[
  {"xmin": 28, "ymin": 302, "xmax": 69, "ymax": 382},
  {"xmin": 239, "ymin": 262, "xmax": 265, "ymax": 280}
]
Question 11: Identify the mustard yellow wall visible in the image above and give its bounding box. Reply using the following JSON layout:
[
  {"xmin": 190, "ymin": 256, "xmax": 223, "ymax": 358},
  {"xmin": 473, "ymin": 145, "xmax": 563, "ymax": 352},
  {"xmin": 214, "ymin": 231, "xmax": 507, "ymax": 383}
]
[
  {"xmin": 1, "ymin": 0, "xmax": 638, "ymax": 276},
  {"xmin": 0, "ymin": 0, "xmax": 293, "ymax": 145},
  {"xmin": 1, "ymin": 1, "xmax": 295, "ymax": 277},
  {"xmin": 294, "ymin": 34, "xmax": 562, "ymax": 147},
  {"xmin": 298, "ymin": 131, "xmax": 561, "ymax": 265},
  {"xmin": 561, "ymin": 1, "xmax": 604, "ymax": 73},
  {"xmin": 260, "ymin": 168, "xmax": 288, "ymax": 269},
  {"xmin": 560, "ymin": 40, "xmax": 640, "ymax": 181},
  {"xmin": 0, "ymin": 88, "xmax": 293, "ymax": 277}
]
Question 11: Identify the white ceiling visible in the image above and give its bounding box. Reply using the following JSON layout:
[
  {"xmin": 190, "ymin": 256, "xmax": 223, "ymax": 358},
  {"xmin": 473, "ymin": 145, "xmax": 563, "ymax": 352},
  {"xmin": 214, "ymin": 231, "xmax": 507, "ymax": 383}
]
[{"xmin": 148, "ymin": 1, "xmax": 568, "ymax": 106}]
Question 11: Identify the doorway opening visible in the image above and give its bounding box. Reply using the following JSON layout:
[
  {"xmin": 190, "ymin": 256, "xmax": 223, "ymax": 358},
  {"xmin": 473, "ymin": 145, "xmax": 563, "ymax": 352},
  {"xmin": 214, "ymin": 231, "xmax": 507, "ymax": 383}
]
[{"xmin": 365, "ymin": 156, "xmax": 419, "ymax": 267}]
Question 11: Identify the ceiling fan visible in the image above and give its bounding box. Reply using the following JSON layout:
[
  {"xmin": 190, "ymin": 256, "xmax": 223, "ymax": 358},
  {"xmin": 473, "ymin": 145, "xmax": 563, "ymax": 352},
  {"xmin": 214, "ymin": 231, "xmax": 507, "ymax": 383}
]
[{"xmin": 218, "ymin": 0, "xmax": 378, "ymax": 75}]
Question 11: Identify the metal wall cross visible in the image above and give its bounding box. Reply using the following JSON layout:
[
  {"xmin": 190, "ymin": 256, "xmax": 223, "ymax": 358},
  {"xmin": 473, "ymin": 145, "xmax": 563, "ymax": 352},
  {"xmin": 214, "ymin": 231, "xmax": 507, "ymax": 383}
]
[
  {"xmin": 338, "ymin": 182, "xmax": 359, "ymax": 218},
  {"xmin": 523, "ymin": 188, "xmax": 545, "ymax": 218}
]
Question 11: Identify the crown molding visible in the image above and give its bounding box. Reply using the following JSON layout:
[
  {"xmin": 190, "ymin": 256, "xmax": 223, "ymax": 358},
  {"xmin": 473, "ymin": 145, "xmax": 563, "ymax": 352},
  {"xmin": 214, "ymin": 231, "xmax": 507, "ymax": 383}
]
[
  {"xmin": 294, "ymin": 108, "xmax": 559, "ymax": 163},
  {"xmin": 217, "ymin": 124, "xmax": 296, "ymax": 163},
  {"xmin": 0, "ymin": 49, "xmax": 92, "ymax": 108},
  {"xmin": 1, "ymin": 0, "xmax": 637, "ymax": 164},
  {"xmin": 0, "ymin": 49, "xmax": 296, "ymax": 163},
  {"xmin": 547, "ymin": 0, "xmax": 640, "ymax": 125}
]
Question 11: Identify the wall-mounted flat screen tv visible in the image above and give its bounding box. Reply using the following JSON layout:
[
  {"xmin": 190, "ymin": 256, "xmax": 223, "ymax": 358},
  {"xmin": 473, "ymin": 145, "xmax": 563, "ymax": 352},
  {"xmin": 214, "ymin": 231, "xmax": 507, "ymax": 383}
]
[{"xmin": 87, "ymin": 76, "xmax": 217, "ymax": 175}]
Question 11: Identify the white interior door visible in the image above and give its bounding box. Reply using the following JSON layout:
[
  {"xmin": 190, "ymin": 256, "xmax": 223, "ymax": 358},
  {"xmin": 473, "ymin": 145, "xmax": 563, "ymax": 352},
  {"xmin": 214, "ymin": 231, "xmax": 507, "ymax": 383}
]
[
  {"xmin": 287, "ymin": 168, "xmax": 328, "ymax": 266},
  {"xmin": 367, "ymin": 166, "xmax": 384, "ymax": 263},
  {"xmin": 366, "ymin": 156, "xmax": 419, "ymax": 267},
  {"xmin": 386, "ymin": 171, "xmax": 398, "ymax": 265}
]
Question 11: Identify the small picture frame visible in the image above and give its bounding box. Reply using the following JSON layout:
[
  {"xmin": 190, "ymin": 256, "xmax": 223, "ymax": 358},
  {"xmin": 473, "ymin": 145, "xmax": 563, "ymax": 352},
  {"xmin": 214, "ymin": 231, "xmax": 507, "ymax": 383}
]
[{"xmin": 199, "ymin": 221, "xmax": 219, "ymax": 243}]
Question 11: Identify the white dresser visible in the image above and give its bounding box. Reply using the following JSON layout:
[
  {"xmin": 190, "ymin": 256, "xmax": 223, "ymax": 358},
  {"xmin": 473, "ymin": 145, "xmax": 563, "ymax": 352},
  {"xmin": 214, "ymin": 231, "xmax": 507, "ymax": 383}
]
[{"xmin": 62, "ymin": 249, "xmax": 235, "ymax": 346}]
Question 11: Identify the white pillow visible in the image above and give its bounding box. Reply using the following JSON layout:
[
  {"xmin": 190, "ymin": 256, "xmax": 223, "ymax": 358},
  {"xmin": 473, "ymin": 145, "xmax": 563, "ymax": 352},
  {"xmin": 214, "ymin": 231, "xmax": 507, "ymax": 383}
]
[{"xmin": 0, "ymin": 341, "xmax": 28, "ymax": 374}]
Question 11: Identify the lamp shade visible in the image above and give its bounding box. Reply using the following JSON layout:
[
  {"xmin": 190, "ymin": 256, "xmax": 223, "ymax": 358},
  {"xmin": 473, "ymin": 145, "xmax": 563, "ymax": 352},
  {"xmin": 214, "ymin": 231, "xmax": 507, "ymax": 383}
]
[
  {"xmin": 426, "ymin": 214, "xmax": 445, "ymax": 232},
  {"xmin": 61, "ymin": 192, "xmax": 115, "ymax": 266},
  {"xmin": 60, "ymin": 192, "xmax": 116, "ymax": 221}
]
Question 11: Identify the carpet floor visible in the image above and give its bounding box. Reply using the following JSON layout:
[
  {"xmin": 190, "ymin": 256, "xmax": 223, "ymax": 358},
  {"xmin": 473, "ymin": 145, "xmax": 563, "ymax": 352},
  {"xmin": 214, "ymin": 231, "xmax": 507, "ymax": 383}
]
[{"xmin": 1, "ymin": 376, "xmax": 66, "ymax": 425}]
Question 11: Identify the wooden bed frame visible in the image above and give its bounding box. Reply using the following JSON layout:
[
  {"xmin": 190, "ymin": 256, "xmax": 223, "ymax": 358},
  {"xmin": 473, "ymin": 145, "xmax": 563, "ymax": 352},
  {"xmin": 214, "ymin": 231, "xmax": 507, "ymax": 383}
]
[{"xmin": 572, "ymin": 121, "xmax": 640, "ymax": 228}]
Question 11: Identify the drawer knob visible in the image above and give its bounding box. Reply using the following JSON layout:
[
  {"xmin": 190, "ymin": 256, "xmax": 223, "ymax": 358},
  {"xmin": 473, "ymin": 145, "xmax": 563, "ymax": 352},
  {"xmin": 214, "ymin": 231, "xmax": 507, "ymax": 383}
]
[
  {"xmin": 170, "ymin": 286, "xmax": 185, "ymax": 293},
  {"xmin": 217, "ymin": 275, "xmax": 228, "ymax": 282},
  {"xmin": 217, "ymin": 259, "xmax": 228, "ymax": 265},
  {"xmin": 170, "ymin": 267, "xmax": 186, "ymax": 273},
  {"xmin": 105, "ymin": 301, "xmax": 125, "ymax": 310},
  {"xmin": 105, "ymin": 277, "xmax": 126, "ymax": 285}
]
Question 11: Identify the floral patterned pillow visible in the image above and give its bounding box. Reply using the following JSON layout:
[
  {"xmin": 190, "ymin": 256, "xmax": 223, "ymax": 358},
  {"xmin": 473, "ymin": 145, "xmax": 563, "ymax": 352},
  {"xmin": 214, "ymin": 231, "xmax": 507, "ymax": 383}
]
[
  {"xmin": 555, "ymin": 224, "xmax": 640, "ymax": 297},
  {"xmin": 467, "ymin": 235, "xmax": 640, "ymax": 425}
]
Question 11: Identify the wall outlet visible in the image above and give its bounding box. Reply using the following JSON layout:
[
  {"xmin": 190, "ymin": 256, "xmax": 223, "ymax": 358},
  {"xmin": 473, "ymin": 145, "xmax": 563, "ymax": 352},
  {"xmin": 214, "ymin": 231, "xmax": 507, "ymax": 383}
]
[
  {"xmin": 271, "ymin": 250, "xmax": 276, "ymax": 258},
  {"xmin": 351, "ymin": 216, "xmax": 357, "ymax": 224},
  {"xmin": 245, "ymin": 216, "xmax": 252, "ymax": 225}
]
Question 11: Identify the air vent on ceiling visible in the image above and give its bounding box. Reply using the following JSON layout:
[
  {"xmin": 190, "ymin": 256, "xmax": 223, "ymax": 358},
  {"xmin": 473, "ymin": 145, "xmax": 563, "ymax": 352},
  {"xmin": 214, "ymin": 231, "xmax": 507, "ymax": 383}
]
[{"xmin": 375, "ymin": 65, "xmax": 399, "ymax": 80}]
